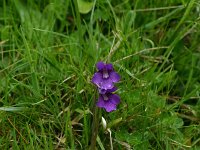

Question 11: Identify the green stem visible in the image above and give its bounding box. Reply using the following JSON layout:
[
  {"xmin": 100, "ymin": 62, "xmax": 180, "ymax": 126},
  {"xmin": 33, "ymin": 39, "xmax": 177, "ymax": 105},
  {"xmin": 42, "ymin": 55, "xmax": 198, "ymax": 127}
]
[
  {"xmin": 90, "ymin": 102, "xmax": 100, "ymax": 149},
  {"xmin": 108, "ymin": 129, "xmax": 113, "ymax": 150}
]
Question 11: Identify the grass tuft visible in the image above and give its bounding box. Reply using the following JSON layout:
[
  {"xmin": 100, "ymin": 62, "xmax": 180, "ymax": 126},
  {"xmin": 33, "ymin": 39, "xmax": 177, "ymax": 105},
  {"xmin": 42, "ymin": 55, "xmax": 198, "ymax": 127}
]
[{"xmin": 0, "ymin": 0, "xmax": 200, "ymax": 149}]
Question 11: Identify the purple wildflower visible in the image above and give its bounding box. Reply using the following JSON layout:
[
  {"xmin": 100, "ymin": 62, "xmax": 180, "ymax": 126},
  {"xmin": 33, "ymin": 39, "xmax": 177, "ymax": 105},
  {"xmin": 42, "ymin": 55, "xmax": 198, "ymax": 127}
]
[
  {"xmin": 91, "ymin": 61, "xmax": 121, "ymax": 112},
  {"xmin": 92, "ymin": 61, "xmax": 120, "ymax": 90},
  {"xmin": 96, "ymin": 92, "xmax": 120, "ymax": 112}
]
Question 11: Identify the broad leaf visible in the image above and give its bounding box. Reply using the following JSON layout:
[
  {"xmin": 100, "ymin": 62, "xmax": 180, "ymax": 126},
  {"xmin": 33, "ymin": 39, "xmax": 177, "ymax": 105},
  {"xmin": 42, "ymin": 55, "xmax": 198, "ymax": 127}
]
[{"xmin": 77, "ymin": 0, "xmax": 94, "ymax": 14}]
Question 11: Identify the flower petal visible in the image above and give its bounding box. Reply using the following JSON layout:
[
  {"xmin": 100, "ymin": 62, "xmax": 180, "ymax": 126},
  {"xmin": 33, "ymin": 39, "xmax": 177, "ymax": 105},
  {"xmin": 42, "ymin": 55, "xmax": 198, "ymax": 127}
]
[
  {"xmin": 109, "ymin": 71, "xmax": 120, "ymax": 82},
  {"xmin": 97, "ymin": 93, "xmax": 120, "ymax": 112},
  {"xmin": 92, "ymin": 72, "xmax": 114, "ymax": 90},
  {"xmin": 109, "ymin": 94, "xmax": 120, "ymax": 105},
  {"xmin": 105, "ymin": 63, "xmax": 113, "ymax": 71},
  {"xmin": 104, "ymin": 101, "xmax": 117, "ymax": 112},
  {"xmin": 96, "ymin": 95, "xmax": 106, "ymax": 107},
  {"xmin": 96, "ymin": 61, "xmax": 105, "ymax": 71},
  {"xmin": 100, "ymin": 78, "xmax": 114, "ymax": 90},
  {"xmin": 97, "ymin": 97, "xmax": 117, "ymax": 112},
  {"xmin": 92, "ymin": 72, "xmax": 102, "ymax": 85},
  {"xmin": 106, "ymin": 86, "xmax": 117, "ymax": 93}
]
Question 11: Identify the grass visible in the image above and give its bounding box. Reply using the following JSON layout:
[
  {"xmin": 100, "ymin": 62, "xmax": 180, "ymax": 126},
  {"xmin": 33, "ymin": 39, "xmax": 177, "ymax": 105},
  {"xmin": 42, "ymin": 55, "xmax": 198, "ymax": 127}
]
[{"xmin": 0, "ymin": 0, "xmax": 200, "ymax": 149}]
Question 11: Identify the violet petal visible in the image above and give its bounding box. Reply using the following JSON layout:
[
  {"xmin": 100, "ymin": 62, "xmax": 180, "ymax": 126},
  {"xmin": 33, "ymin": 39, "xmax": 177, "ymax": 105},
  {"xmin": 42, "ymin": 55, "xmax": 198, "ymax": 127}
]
[
  {"xmin": 109, "ymin": 71, "xmax": 120, "ymax": 82},
  {"xmin": 104, "ymin": 101, "xmax": 117, "ymax": 112},
  {"xmin": 96, "ymin": 95, "xmax": 106, "ymax": 107},
  {"xmin": 96, "ymin": 61, "xmax": 105, "ymax": 71},
  {"xmin": 92, "ymin": 72, "xmax": 115, "ymax": 90},
  {"xmin": 91, "ymin": 72, "xmax": 102, "ymax": 85},
  {"xmin": 96, "ymin": 93, "xmax": 120, "ymax": 112},
  {"xmin": 100, "ymin": 78, "xmax": 114, "ymax": 90},
  {"xmin": 105, "ymin": 63, "xmax": 113, "ymax": 71},
  {"xmin": 106, "ymin": 86, "xmax": 117, "ymax": 93},
  {"xmin": 109, "ymin": 94, "xmax": 120, "ymax": 105}
]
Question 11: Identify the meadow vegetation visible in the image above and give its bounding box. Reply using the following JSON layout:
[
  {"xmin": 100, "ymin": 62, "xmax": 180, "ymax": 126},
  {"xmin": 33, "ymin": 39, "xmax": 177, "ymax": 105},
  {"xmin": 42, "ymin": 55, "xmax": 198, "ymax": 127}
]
[{"xmin": 0, "ymin": 0, "xmax": 200, "ymax": 149}]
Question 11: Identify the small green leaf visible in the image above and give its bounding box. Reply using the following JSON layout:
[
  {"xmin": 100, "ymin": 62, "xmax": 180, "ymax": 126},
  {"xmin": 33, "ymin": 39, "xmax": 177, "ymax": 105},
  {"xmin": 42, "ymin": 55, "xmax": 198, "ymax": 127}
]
[
  {"xmin": 161, "ymin": 115, "xmax": 183, "ymax": 129},
  {"xmin": 108, "ymin": 117, "xmax": 122, "ymax": 128},
  {"xmin": 77, "ymin": 0, "xmax": 94, "ymax": 14},
  {"xmin": 115, "ymin": 130, "xmax": 143, "ymax": 145}
]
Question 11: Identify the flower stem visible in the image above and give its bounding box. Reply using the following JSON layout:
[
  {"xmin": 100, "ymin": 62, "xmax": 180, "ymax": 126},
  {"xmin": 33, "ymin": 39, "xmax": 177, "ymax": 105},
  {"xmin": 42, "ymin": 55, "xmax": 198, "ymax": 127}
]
[
  {"xmin": 90, "ymin": 100, "xmax": 100, "ymax": 149},
  {"xmin": 108, "ymin": 129, "xmax": 113, "ymax": 150}
]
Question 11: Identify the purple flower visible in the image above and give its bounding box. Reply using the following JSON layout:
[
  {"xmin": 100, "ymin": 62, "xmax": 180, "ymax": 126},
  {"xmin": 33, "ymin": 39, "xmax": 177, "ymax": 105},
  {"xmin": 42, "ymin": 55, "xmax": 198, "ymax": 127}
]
[
  {"xmin": 92, "ymin": 62, "xmax": 120, "ymax": 90},
  {"xmin": 91, "ymin": 61, "xmax": 121, "ymax": 112},
  {"xmin": 96, "ymin": 92, "xmax": 120, "ymax": 112}
]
